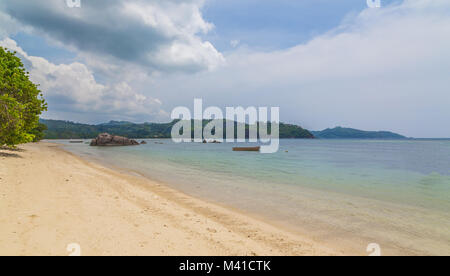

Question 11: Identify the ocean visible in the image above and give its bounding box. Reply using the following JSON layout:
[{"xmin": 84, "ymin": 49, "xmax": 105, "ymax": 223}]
[{"xmin": 57, "ymin": 139, "xmax": 450, "ymax": 255}]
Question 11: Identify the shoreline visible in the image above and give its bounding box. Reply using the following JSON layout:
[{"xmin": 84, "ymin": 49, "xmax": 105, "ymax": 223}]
[
  {"xmin": 0, "ymin": 142, "xmax": 340, "ymax": 256},
  {"xmin": 61, "ymin": 140, "xmax": 450, "ymax": 256}
]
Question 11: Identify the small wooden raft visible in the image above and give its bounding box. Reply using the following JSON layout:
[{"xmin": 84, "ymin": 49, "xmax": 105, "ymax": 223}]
[{"xmin": 232, "ymin": 146, "xmax": 261, "ymax": 152}]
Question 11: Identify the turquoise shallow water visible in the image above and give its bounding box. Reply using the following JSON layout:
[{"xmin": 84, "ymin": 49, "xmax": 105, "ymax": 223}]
[{"xmin": 58, "ymin": 139, "xmax": 450, "ymax": 255}]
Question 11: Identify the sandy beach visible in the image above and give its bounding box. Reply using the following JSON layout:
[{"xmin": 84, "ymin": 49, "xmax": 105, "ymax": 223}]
[{"xmin": 0, "ymin": 142, "xmax": 338, "ymax": 256}]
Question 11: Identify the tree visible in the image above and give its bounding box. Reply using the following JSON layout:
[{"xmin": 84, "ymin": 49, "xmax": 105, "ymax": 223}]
[
  {"xmin": 0, "ymin": 47, "xmax": 47, "ymax": 147},
  {"xmin": 30, "ymin": 122, "xmax": 48, "ymax": 142}
]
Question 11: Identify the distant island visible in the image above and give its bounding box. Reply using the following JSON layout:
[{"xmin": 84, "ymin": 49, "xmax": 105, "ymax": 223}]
[
  {"xmin": 40, "ymin": 120, "xmax": 407, "ymax": 140},
  {"xmin": 40, "ymin": 119, "xmax": 314, "ymax": 139},
  {"xmin": 312, "ymin": 127, "xmax": 407, "ymax": 139}
]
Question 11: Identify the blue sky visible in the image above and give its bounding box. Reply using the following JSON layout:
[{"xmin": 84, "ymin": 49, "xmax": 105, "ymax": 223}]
[
  {"xmin": 11, "ymin": 1, "xmax": 379, "ymax": 61},
  {"xmin": 202, "ymin": 0, "xmax": 371, "ymax": 51},
  {"xmin": 11, "ymin": 32, "xmax": 77, "ymax": 63},
  {"xmin": 1, "ymin": 0, "xmax": 449, "ymax": 138}
]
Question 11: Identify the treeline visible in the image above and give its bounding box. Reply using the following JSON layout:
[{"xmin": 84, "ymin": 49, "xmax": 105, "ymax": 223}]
[
  {"xmin": 311, "ymin": 127, "xmax": 406, "ymax": 139},
  {"xmin": 40, "ymin": 119, "xmax": 315, "ymax": 139}
]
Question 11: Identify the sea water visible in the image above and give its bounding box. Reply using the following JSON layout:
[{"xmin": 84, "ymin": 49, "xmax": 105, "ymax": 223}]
[{"xmin": 57, "ymin": 139, "xmax": 450, "ymax": 255}]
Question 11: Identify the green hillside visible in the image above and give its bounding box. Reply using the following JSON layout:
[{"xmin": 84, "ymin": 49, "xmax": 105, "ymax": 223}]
[
  {"xmin": 40, "ymin": 119, "xmax": 315, "ymax": 139},
  {"xmin": 311, "ymin": 127, "xmax": 406, "ymax": 139}
]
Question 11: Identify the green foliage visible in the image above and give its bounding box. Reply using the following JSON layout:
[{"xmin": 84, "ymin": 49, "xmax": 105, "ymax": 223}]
[
  {"xmin": 279, "ymin": 123, "xmax": 314, "ymax": 138},
  {"xmin": 40, "ymin": 119, "xmax": 315, "ymax": 139},
  {"xmin": 41, "ymin": 119, "xmax": 175, "ymax": 139},
  {"xmin": 0, "ymin": 47, "xmax": 47, "ymax": 147},
  {"xmin": 30, "ymin": 123, "xmax": 48, "ymax": 142},
  {"xmin": 311, "ymin": 127, "xmax": 406, "ymax": 139}
]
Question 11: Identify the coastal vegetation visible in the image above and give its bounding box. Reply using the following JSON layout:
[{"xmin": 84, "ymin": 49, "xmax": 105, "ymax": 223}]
[
  {"xmin": 311, "ymin": 127, "xmax": 406, "ymax": 139},
  {"xmin": 40, "ymin": 119, "xmax": 315, "ymax": 139},
  {"xmin": 0, "ymin": 47, "xmax": 47, "ymax": 147},
  {"xmin": 40, "ymin": 120, "xmax": 408, "ymax": 140}
]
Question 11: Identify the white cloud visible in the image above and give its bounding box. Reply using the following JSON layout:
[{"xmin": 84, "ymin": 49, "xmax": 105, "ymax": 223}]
[
  {"xmin": 150, "ymin": 0, "xmax": 450, "ymax": 137},
  {"xmin": 0, "ymin": 38, "xmax": 168, "ymax": 122},
  {"xmin": 0, "ymin": 10, "xmax": 18, "ymax": 37},
  {"xmin": 1, "ymin": 0, "xmax": 449, "ymax": 137},
  {"xmin": 0, "ymin": 0, "xmax": 224, "ymax": 73}
]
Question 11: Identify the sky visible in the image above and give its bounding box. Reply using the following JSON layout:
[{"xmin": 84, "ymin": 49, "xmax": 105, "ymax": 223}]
[{"xmin": 0, "ymin": 0, "xmax": 449, "ymax": 138}]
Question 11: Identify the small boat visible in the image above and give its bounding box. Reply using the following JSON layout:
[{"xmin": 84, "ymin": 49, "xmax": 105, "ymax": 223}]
[
  {"xmin": 232, "ymin": 146, "xmax": 260, "ymax": 152},
  {"xmin": 69, "ymin": 140, "xmax": 84, "ymax": 143}
]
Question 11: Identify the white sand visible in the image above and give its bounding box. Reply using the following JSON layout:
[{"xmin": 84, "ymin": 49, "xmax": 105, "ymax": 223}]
[{"xmin": 0, "ymin": 142, "xmax": 339, "ymax": 256}]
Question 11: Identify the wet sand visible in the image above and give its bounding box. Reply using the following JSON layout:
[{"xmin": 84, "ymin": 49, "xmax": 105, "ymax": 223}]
[{"xmin": 0, "ymin": 142, "xmax": 339, "ymax": 256}]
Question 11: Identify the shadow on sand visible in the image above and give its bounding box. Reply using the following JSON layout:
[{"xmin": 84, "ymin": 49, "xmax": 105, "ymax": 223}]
[
  {"xmin": 0, "ymin": 152, "xmax": 21, "ymax": 158},
  {"xmin": 0, "ymin": 146, "xmax": 24, "ymax": 158}
]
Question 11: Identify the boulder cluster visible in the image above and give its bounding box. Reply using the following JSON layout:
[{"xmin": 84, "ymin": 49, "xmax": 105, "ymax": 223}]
[{"xmin": 90, "ymin": 133, "xmax": 139, "ymax": 146}]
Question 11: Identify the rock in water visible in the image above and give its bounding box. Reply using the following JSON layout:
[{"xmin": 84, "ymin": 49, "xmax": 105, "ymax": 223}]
[
  {"xmin": 90, "ymin": 133, "xmax": 139, "ymax": 146},
  {"xmin": 140, "ymin": 141, "xmax": 147, "ymax": 144}
]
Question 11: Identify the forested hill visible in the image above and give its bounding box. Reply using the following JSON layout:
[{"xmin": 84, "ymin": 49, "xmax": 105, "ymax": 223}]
[
  {"xmin": 40, "ymin": 119, "xmax": 315, "ymax": 139},
  {"xmin": 311, "ymin": 127, "xmax": 407, "ymax": 139}
]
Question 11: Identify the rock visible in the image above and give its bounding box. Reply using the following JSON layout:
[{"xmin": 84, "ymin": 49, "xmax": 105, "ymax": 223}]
[
  {"xmin": 140, "ymin": 141, "xmax": 147, "ymax": 144},
  {"xmin": 90, "ymin": 133, "xmax": 139, "ymax": 146}
]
